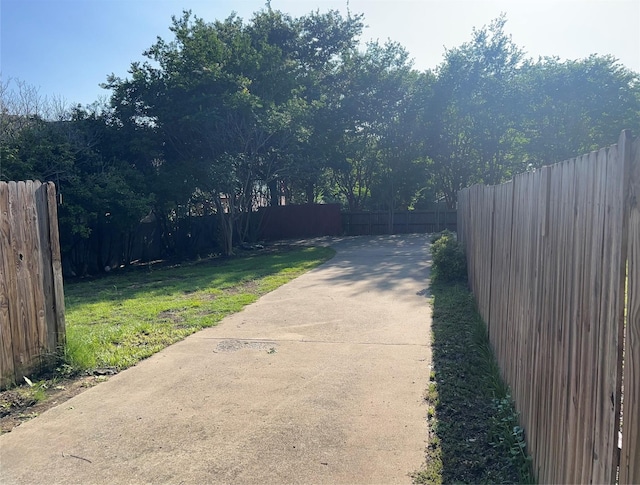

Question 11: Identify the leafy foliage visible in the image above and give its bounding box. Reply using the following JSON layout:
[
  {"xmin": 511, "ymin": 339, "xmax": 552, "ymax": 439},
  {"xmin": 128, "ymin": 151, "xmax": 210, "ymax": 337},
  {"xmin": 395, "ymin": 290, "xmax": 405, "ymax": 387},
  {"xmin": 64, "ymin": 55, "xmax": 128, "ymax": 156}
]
[
  {"xmin": 2, "ymin": 7, "xmax": 639, "ymax": 272},
  {"xmin": 430, "ymin": 230, "xmax": 467, "ymax": 284},
  {"xmin": 0, "ymin": 97, "xmax": 154, "ymax": 274}
]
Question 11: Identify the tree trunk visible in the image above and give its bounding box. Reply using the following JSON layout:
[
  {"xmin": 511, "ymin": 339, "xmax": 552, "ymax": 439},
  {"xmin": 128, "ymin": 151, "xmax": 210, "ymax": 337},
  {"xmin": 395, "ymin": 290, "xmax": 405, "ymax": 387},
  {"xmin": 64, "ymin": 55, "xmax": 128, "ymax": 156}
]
[
  {"xmin": 268, "ymin": 179, "xmax": 279, "ymax": 206},
  {"xmin": 305, "ymin": 181, "xmax": 315, "ymax": 204},
  {"xmin": 215, "ymin": 197, "xmax": 234, "ymax": 256},
  {"xmin": 388, "ymin": 178, "xmax": 395, "ymax": 234}
]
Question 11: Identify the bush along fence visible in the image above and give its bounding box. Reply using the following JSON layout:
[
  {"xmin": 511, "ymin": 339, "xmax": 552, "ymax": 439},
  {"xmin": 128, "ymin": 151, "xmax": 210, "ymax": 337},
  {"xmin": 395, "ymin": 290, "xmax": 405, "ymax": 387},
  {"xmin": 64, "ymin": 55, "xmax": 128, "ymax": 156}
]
[
  {"xmin": 457, "ymin": 130, "xmax": 639, "ymax": 484},
  {"xmin": 0, "ymin": 181, "xmax": 66, "ymax": 389}
]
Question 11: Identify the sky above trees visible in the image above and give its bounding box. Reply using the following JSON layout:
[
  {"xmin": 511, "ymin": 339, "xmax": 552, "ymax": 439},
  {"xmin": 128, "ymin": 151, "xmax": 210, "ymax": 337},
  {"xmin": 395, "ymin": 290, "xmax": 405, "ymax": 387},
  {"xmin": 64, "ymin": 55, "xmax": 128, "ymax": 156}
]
[{"xmin": 2, "ymin": 0, "xmax": 639, "ymax": 107}]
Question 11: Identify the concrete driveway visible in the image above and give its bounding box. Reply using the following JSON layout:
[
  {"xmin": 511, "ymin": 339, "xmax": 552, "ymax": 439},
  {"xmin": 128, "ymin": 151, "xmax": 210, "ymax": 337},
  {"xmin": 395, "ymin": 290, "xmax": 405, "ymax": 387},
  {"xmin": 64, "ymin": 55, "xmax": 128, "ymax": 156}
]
[{"xmin": 0, "ymin": 235, "xmax": 433, "ymax": 484}]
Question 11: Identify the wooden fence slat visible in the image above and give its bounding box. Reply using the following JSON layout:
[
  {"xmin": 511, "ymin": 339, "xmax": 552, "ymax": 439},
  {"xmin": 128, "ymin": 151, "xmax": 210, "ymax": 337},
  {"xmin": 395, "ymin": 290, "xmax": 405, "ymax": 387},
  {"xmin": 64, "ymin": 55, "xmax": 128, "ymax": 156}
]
[
  {"xmin": 506, "ymin": 175, "xmax": 522, "ymax": 397},
  {"xmin": 578, "ymin": 149, "xmax": 606, "ymax": 484},
  {"xmin": 26, "ymin": 181, "xmax": 49, "ymax": 361},
  {"xmin": 521, "ymin": 170, "xmax": 540, "ymax": 456},
  {"xmin": 7, "ymin": 181, "xmax": 29, "ymax": 378},
  {"xmin": 46, "ymin": 182, "xmax": 66, "ymax": 345},
  {"xmin": 19, "ymin": 181, "xmax": 43, "ymax": 372},
  {"xmin": 0, "ymin": 182, "xmax": 15, "ymax": 388},
  {"xmin": 620, "ymin": 135, "xmax": 640, "ymax": 484},
  {"xmin": 521, "ymin": 173, "xmax": 536, "ymax": 417},
  {"xmin": 539, "ymin": 162, "xmax": 565, "ymax": 482},
  {"xmin": 35, "ymin": 183, "xmax": 56, "ymax": 351},
  {"xmin": 593, "ymin": 133, "xmax": 628, "ymax": 484},
  {"xmin": 479, "ymin": 185, "xmax": 493, "ymax": 321},
  {"xmin": 530, "ymin": 165, "xmax": 552, "ymax": 478},
  {"xmin": 567, "ymin": 152, "xmax": 592, "ymax": 482},
  {"xmin": 555, "ymin": 157, "xmax": 575, "ymax": 483}
]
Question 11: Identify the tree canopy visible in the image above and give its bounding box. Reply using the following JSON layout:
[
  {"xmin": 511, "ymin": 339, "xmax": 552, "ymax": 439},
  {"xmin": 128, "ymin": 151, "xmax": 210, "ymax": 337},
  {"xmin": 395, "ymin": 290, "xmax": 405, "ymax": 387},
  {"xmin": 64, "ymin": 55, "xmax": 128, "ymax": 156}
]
[{"xmin": 2, "ymin": 6, "xmax": 639, "ymax": 273}]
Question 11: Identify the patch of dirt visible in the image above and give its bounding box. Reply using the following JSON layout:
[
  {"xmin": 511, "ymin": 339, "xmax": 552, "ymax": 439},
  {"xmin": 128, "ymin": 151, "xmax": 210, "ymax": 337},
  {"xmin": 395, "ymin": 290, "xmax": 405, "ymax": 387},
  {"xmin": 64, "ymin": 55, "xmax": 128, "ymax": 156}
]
[
  {"xmin": 213, "ymin": 339, "xmax": 277, "ymax": 353},
  {"xmin": 222, "ymin": 280, "xmax": 260, "ymax": 295},
  {"xmin": 158, "ymin": 309, "xmax": 185, "ymax": 323},
  {"xmin": 0, "ymin": 374, "xmax": 112, "ymax": 434}
]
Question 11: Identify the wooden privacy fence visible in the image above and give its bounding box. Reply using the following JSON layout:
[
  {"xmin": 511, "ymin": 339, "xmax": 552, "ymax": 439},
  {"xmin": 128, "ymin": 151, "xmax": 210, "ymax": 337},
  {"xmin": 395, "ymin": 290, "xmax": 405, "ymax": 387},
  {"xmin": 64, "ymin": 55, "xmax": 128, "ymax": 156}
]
[
  {"xmin": 342, "ymin": 209, "xmax": 456, "ymax": 235},
  {"xmin": 0, "ymin": 181, "xmax": 66, "ymax": 390},
  {"xmin": 257, "ymin": 203, "xmax": 343, "ymax": 240},
  {"xmin": 457, "ymin": 130, "xmax": 639, "ymax": 484}
]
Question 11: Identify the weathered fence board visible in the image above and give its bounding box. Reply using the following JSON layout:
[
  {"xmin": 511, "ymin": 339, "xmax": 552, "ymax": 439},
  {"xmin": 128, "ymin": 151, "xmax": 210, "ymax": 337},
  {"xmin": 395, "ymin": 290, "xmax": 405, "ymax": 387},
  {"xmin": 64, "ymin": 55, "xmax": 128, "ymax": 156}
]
[
  {"xmin": 0, "ymin": 182, "xmax": 15, "ymax": 386},
  {"xmin": 457, "ymin": 130, "xmax": 637, "ymax": 483},
  {"xmin": 0, "ymin": 181, "xmax": 65, "ymax": 389},
  {"xmin": 620, "ymin": 135, "xmax": 640, "ymax": 484}
]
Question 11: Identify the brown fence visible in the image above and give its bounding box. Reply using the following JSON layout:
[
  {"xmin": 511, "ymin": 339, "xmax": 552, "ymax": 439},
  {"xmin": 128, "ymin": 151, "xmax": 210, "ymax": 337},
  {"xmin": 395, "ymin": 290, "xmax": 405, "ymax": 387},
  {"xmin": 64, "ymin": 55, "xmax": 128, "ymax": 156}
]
[
  {"xmin": 342, "ymin": 209, "xmax": 456, "ymax": 235},
  {"xmin": 256, "ymin": 205, "xmax": 456, "ymax": 239},
  {"xmin": 257, "ymin": 203, "xmax": 342, "ymax": 240},
  {"xmin": 63, "ymin": 215, "xmax": 221, "ymax": 276},
  {"xmin": 457, "ymin": 130, "xmax": 639, "ymax": 483},
  {"xmin": 0, "ymin": 181, "xmax": 66, "ymax": 389}
]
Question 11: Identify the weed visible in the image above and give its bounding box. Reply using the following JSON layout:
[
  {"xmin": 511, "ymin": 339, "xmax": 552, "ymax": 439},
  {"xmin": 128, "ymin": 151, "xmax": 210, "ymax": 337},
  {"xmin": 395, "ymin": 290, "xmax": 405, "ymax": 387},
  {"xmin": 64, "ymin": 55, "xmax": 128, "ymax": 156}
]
[
  {"xmin": 55, "ymin": 363, "xmax": 77, "ymax": 379},
  {"xmin": 17, "ymin": 412, "xmax": 38, "ymax": 420},
  {"xmin": 0, "ymin": 381, "xmax": 47, "ymax": 421},
  {"xmin": 425, "ymin": 382, "xmax": 438, "ymax": 404},
  {"xmin": 489, "ymin": 396, "xmax": 534, "ymax": 483},
  {"xmin": 31, "ymin": 383, "xmax": 47, "ymax": 403},
  {"xmin": 429, "ymin": 230, "xmax": 450, "ymax": 245}
]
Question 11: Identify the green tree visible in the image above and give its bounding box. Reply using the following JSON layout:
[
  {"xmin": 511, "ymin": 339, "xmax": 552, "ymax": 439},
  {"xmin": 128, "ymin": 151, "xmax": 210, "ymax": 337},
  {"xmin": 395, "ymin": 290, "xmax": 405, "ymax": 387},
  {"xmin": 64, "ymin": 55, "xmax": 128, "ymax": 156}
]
[
  {"xmin": 106, "ymin": 11, "xmax": 296, "ymax": 255},
  {"xmin": 0, "ymin": 84, "xmax": 153, "ymax": 275},
  {"xmin": 517, "ymin": 55, "xmax": 640, "ymax": 166},
  {"xmin": 282, "ymin": 9, "xmax": 365, "ymax": 204},
  {"xmin": 366, "ymin": 43, "xmax": 428, "ymax": 222},
  {"xmin": 320, "ymin": 40, "xmax": 417, "ymax": 212},
  {"xmin": 105, "ymin": 8, "xmax": 371, "ymax": 251},
  {"xmin": 420, "ymin": 16, "xmax": 524, "ymax": 206}
]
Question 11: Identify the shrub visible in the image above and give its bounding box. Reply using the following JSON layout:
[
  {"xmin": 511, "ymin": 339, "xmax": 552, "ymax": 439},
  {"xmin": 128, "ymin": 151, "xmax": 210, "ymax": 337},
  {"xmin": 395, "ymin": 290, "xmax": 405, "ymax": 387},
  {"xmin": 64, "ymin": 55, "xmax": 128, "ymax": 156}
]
[
  {"xmin": 430, "ymin": 230, "xmax": 467, "ymax": 283},
  {"xmin": 430, "ymin": 230, "xmax": 449, "ymax": 244}
]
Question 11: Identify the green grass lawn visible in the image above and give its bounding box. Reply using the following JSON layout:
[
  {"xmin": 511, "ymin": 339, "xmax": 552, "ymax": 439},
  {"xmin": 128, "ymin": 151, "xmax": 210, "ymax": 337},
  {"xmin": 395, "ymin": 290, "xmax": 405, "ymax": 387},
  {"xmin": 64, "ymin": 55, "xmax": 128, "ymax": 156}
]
[{"xmin": 62, "ymin": 246, "xmax": 335, "ymax": 372}]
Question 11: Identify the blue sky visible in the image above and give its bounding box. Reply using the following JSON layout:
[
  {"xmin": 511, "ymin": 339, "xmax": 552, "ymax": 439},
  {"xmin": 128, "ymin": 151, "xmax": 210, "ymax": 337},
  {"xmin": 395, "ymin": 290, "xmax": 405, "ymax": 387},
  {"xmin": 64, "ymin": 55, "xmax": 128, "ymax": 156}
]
[{"xmin": 2, "ymin": 0, "xmax": 639, "ymax": 107}]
